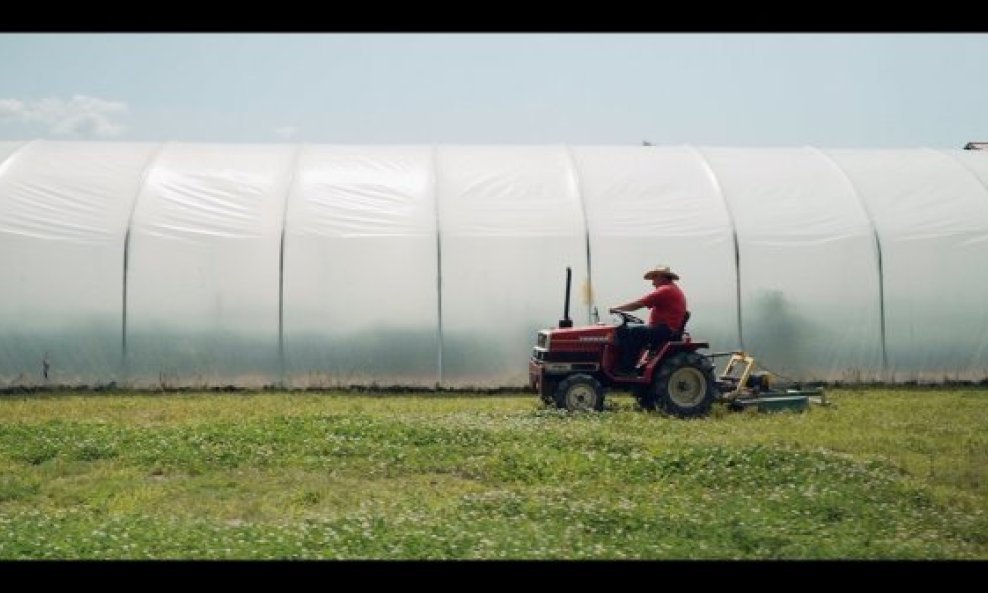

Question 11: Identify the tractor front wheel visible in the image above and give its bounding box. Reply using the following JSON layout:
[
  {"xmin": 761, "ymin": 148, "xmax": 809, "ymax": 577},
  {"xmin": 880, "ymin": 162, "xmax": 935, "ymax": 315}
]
[{"xmin": 553, "ymin": 374, "xmax": 604, "ymax": 412}]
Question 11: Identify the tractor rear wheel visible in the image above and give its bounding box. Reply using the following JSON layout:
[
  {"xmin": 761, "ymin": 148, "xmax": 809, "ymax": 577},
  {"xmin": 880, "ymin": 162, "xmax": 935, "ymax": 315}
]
[
  {"xmin": 647, "ymin": 352, "xmax": 718, "ymax": 418},
  {"xmin": 553, "ymin": 374, "xmax": 604, "ymax": 412}
]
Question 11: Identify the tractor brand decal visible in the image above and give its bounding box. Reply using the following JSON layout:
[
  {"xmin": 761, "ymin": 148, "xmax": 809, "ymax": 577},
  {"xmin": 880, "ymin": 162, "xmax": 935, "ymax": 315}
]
[{"xmin": 578, "ymin": 336, "xmax": 609, "ymax": 342}]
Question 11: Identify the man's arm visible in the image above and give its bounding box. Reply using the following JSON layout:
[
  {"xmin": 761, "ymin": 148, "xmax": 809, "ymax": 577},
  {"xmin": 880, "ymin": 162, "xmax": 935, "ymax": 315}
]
[{"xmin": 609, "ymin": 299, "xmax": 645, "ymax": 314}]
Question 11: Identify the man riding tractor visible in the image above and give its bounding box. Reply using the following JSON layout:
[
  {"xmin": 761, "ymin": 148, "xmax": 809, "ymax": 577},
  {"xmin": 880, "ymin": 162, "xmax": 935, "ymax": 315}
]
[
  {"xmin": 609, "ymin": 265, "xmax": 687, "ymax": 376},
  {"xmin": 529, "ymin": 265, "xmax": 719, "ymax": 417}
]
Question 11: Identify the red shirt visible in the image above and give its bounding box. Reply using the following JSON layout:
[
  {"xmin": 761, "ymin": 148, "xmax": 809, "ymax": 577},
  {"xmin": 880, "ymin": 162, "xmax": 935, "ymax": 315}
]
[{"xmin": 641, "ymin": 283, "xmax": 687, "ymax": 331}]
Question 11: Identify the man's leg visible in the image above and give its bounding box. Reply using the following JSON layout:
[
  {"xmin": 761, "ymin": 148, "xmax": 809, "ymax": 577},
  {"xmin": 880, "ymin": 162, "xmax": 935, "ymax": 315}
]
[
  {"xmin": 620, "ymin": 326, "xmax": 649, "ymax": 373},
  {"xmin": 615, "ymin": 324, "xmax": 631, "ymax": 372},
  {"xmin": 647, "ymin": 325, "xmax": 674, "ymax": 359}
]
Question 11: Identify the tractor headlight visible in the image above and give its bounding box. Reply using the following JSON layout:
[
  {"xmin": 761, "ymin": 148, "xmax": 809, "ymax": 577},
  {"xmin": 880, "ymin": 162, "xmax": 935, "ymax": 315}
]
[{"xmin": 537, "ymin": 331, "xmax": 550, "ymax": 349}]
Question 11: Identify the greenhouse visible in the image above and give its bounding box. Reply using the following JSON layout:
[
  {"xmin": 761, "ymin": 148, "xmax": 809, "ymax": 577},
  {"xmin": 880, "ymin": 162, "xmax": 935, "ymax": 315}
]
[{"xmin": 0, "ymin": 141, "xmax": 986, "ymax": 388}]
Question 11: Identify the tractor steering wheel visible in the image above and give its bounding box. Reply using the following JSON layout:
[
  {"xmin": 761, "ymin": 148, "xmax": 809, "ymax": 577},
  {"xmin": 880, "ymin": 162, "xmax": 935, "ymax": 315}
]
[{"xmin": 612, "ymin": 310, "xmax": 644, "ymax": 326}]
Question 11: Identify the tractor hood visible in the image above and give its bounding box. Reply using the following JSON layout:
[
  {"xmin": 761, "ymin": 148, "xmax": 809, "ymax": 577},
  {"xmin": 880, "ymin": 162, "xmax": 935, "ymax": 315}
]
[{"xmin": 536, "ymin": 323, "xmax": 616, "ymax": 351}]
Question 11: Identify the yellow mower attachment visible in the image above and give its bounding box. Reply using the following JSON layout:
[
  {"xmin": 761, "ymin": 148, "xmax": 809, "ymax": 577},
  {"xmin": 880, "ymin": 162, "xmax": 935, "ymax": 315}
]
[{"xmin": 712, "ymin": 351, "xmax": 826, "ymax": 412}]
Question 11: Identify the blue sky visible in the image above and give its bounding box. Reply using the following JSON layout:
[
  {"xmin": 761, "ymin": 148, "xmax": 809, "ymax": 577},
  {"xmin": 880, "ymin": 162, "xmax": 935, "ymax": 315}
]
[{"xmin": 1, "ymin": 33, "xmax": 986, "ymax": 148}]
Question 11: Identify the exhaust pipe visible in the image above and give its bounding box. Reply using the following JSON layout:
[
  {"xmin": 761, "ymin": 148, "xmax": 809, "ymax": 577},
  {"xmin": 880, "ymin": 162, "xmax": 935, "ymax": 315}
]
[{"xmin": 559, "ymin": 267, "xmax": 573, "ymax": 328}]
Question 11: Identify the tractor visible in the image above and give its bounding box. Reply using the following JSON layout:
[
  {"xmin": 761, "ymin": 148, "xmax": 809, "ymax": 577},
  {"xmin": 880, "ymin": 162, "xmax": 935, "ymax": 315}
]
[{"xmin": 528, "ymin": 267, "xmax": 824, "ymax": 417}]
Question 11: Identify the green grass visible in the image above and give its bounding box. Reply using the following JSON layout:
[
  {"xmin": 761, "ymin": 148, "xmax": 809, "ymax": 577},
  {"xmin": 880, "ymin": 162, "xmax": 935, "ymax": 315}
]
[{"xmin": 0, "ymin": 389, "xmax": 985, "ymax": 559}]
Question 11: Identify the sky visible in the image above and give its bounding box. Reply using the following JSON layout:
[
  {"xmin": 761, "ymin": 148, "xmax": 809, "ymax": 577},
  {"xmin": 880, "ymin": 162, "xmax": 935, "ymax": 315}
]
[{"xmin": 1, "ymin": 33, "xmax": 987, "ymax": 148}]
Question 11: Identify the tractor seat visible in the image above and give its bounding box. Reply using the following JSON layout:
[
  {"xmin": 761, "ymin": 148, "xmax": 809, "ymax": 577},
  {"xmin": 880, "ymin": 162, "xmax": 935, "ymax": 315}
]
[{"xmin": 669, "ymin": 311, "xmax": 691, "ymax": 342}]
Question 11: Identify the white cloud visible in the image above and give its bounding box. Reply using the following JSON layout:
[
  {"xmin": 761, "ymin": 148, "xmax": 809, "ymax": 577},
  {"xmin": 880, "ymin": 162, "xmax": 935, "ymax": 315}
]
[
  {"xmin": 0, "ymin": 95, "xmax": 128, "ymax": 138},
  {"xmin": 274, "ymin": 126, "xmax": 298, "ymax": 140},
  {"xmin": 0, "ymin": 98, "xmax": 26, "ymax": 119}
]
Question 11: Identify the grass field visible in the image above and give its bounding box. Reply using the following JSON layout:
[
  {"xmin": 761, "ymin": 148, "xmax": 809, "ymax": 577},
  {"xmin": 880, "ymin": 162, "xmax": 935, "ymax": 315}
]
[{"xmin": 0, "ymin": 388, "xmax": 985, "ymax": 559}]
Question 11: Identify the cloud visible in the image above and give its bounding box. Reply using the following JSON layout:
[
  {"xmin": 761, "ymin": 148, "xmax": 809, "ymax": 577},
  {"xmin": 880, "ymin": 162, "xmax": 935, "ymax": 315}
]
[
  {"xmin": 0, "ymin": 95, "xmax": 128, "ymax": 138},
  {"xmin": 274, "ymin": 126, "xmax": 298, "ymax": 140}
]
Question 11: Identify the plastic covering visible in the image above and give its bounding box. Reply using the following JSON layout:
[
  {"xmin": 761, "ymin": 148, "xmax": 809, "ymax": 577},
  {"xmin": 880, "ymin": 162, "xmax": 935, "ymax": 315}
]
[
  {"xmin": 126, "ymin": 143, "xmax": 295, "ymax": 387},
  {"xmin": 702, "ymin": 147, "xmax": 883, "ymax": 381},
  {"xmin": 0, "ymin": 141, "xmax": 156, "ymax": 385},
  {"xmin": 1, "ymin": 141, "xmax": 987, "ymax": 388},
  {"xmin": 282, "ymin": 146, "xmax": 438, "ymax": 387},
  {"xmin": 436, "ymin": 146, "xmax": 586, "ymax": 386},
  {"xmin": 826, "ymin": 149, "xmax": 988, "ymax": 381}
]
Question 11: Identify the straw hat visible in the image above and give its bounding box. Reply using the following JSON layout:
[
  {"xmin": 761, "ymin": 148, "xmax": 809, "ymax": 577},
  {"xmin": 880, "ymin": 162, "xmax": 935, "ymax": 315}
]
[{"xmin": 643, "ymin": 265, "xmax": 680, "ymax": 281}]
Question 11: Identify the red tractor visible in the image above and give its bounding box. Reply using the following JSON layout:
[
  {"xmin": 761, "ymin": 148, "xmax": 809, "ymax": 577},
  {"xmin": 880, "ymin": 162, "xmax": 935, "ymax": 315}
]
[{"xmin": 529, "ymin": 267, "xmax": 720, "ymax": 417}]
